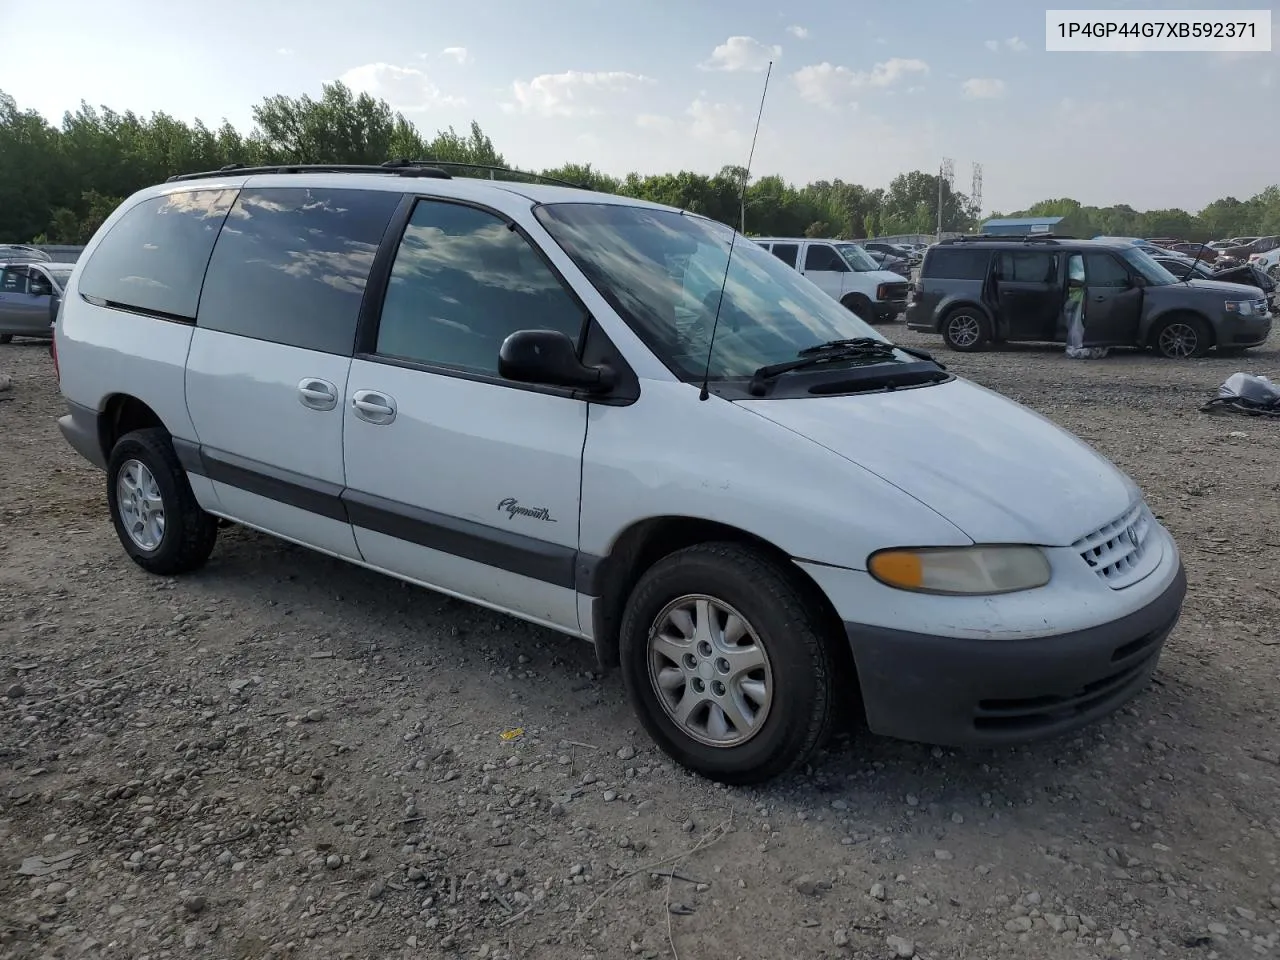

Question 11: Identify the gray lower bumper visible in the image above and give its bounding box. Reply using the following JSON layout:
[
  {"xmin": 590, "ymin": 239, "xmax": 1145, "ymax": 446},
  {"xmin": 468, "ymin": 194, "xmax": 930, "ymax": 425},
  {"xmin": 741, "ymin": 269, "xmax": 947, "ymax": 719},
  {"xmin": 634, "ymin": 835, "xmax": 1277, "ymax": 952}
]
[
  {"xmin": 844, "ymin": 562, "xmax": 1187, "ymax": 746},
  {"xmin": 57, "ymin": 401, "xmax": 106, "ymax": 470}
]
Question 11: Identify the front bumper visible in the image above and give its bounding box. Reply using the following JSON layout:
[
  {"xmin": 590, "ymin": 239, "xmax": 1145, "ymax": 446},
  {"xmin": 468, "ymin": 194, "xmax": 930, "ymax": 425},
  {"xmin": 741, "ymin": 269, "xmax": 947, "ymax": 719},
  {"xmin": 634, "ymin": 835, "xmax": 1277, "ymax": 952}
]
[
  {"xmin": 844, "ymin": 561, "xmax": 1187, "ymax": 746},
  {"xmin": 1217, "ymin": 312, "xmax": 1272, "ymax": 347},
  {"xmin": 874, "ymin": 298, "xmax": 907, "ymax": 321}
]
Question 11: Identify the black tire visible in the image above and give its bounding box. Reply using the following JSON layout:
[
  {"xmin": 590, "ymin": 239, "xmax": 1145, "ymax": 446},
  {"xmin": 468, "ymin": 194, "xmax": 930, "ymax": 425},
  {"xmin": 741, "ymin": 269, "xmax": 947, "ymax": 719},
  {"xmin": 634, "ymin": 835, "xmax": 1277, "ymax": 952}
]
[
  {"xmin": 106, "ymin": 427, "xmax": 218, "ymax": 575},
  {"xmin": 940, "ymin": 307, "xmax": 990, "ymax": 352},
  {"xmin": 842, "ymin": 295, "xmax": 877, "ymax": 324},
  {"xmin": 0, "ymin": 334, "xmax": 12, "ymax": 344},
  {"xmin": 1150, "ymin": 314, "xmax": 1211, "ymax": 359},
  {"xmin": 618, "ymin": 542, "xmax": 836, "ymax": 785}
]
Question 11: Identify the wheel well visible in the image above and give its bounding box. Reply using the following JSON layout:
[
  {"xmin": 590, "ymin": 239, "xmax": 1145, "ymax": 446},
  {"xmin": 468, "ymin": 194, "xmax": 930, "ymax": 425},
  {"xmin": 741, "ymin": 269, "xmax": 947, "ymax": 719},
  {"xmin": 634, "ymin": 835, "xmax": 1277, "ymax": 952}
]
[
  {"xmin": 588, "ymin": 517, "xmax": 853, "ymax": 682},
  {"xmin": 1147, "ymin": 310, "xmax": 1215, "ymax": 348},
  {"xmin": 98, "ymin": 395, "xmax": 166, "ymax": 461}
]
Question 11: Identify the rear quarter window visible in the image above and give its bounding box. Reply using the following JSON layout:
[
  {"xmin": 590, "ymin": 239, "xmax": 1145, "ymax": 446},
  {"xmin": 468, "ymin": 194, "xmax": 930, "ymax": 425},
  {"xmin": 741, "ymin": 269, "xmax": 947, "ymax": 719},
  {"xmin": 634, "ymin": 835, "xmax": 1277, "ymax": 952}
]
[
  {"xmin": 76, "ymin": 189, "xmax": 237, "ymax": 319},
  {"xmin": 196, "ymin": 187, "xmax": 402, "ymax": 355},
  {"xmin": 922, "ymin": 247, "xmax": 991, "ymax": 281}
]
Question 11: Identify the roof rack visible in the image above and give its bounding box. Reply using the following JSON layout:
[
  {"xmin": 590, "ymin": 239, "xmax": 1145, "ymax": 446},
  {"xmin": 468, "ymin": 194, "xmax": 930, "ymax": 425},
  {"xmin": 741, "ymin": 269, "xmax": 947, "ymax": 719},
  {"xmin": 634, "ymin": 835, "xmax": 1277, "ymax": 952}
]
[
  {"xmin": 403, "ymin": 161, "xmax": 590, "ymax": 190},
  {"xmin": 164, "ymin": 158, "xmax": 590, "ymax": 189},
  {"xmin": 940, "ymin": 234, "xmax": 1076, "ymax": 245},
  {"xmin": 166, "ymin": 159, "xmax": 453, "ymax": 183}
]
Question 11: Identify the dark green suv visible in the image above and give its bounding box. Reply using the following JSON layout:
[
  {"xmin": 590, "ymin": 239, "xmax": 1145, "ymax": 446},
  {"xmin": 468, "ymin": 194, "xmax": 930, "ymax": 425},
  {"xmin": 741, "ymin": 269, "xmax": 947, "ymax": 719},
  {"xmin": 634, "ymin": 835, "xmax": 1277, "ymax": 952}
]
[{"xmin": 905, "ymin": 236, "xmax": 1273, "ymax": 358}]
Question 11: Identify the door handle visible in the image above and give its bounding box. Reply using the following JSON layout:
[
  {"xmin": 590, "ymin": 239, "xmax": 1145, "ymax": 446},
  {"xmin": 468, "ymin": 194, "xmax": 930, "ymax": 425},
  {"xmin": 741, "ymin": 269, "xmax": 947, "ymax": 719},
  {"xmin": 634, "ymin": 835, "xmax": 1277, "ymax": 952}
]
[
  {"xmin": 297, "ymin": 378, "xmax": 338, "ymax": 411},
  {"xmin": 351, "ymin": 389, "xmax": 397, "ymax": 425},
  {"xmin": 1093, "ymin": 296, "xmax": 1106, "ymax": 302}
]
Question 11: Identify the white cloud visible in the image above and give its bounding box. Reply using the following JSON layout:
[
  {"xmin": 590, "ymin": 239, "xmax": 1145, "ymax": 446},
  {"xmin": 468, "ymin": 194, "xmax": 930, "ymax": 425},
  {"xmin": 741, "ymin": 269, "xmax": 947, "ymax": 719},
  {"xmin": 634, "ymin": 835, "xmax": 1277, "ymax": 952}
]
[
  {"xmin": 441, "ymin": 46, "xmax": 469, "ymax": 64},
  {"xmin": 986, "ymin": 37, "xmax": 1027, "ymax": 52},
  {"xmin": 787, "ymin": 25, "xmax": 809, "ymax": 39},
  {"xmin": 634, "ymin": 98, "xmax": 746, "ymax": 146},
  {"xmin": 507, "ymin": 70, "xmax": 654, "ymax": 117},
  {"xmin": 792, "ymin": 58, "xmax": 930, "ymax": 108},
  {"xmin": 338, "ymin": 63, "xmax": 463, "ymax": 110},
  {"xmin": 700, "ymin": 36, "xmax": 780, "ymax": 72},
  {"xmin": 961, "ymin": 77, "xmax": 1007, "ymax": 99},
  {"xmin": 277, "ymin": 47, "xmax": 294, "ymax": 56}
]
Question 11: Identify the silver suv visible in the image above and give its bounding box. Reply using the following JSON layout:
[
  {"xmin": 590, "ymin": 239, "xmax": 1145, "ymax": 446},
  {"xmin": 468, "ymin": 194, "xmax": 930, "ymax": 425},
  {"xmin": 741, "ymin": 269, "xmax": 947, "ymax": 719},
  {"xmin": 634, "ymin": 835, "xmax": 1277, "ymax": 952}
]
[{"xmin": 0, "ymin": 259, "xmax": 74, "ymax": 343}]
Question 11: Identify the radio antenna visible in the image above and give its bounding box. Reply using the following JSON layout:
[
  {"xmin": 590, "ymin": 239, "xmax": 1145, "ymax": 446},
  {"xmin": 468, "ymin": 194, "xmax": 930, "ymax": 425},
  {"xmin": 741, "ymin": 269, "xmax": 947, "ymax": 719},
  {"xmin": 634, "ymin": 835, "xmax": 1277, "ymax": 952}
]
[{"xmin": 698, "ymin": 60, "xmax": 772, "ymax": 402}]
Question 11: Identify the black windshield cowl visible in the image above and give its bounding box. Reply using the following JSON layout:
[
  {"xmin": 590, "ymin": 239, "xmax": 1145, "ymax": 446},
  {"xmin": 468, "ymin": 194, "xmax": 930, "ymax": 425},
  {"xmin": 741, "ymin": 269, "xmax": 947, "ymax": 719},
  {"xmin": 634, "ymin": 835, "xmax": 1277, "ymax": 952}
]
[
  {"xmin": 748, "ymin": 339, "xmax": 901, "ymax": 396},
  {"xmin": 807, "ymin": 363, "xmax": 951, "ymax": 395}
]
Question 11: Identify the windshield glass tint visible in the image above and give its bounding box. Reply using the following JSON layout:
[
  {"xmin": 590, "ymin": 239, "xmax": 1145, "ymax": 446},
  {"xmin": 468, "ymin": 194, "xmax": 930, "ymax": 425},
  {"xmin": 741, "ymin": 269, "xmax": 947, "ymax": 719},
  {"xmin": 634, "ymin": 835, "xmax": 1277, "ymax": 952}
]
[
  {"xmin": 1122, "ymin": 247, "xmax": 1177, "ymax": 285},
  {"xmin": 535, "ymin": 203, "xmax": 892, "ymax": 380},
  {"xmin": 835, "ymin": 243, "xmax": 879, "ymax": 272}
]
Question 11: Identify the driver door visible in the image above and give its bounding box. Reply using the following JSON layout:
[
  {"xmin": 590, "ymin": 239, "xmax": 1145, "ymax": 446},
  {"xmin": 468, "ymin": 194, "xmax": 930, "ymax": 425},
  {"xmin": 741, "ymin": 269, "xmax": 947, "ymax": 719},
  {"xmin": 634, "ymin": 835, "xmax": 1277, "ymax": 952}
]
[
  {"xmin": 1082, "ymin": 252, "xmax": 1143, "ymax": 344},
  {"xmin": 799, "ymin": 243, "xmax": 847, "ymax": 300},
  {"xmin": 0, "ymin": 265, "xmax": 52, "ymax": 337}
]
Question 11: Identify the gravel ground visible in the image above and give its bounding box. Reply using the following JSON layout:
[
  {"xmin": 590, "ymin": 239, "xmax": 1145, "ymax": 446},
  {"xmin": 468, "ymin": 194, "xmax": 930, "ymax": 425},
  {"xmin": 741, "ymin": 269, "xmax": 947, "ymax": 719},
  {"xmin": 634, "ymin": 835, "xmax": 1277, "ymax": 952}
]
[{"xmin": 2, "ymin": 327, "xmax": 1279, "ymax": 960}]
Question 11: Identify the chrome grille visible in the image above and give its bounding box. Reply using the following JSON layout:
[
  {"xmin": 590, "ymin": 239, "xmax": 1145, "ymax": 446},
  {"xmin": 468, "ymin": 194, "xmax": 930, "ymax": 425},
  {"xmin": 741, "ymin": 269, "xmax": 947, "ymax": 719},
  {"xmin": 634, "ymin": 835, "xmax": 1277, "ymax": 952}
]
[
  {"xmin": 1251, "ymin": 297, "xmax": 1269, "ymax": 316},
  {"xmin": 1074, "ymin": 501, "xmax": 1158, "ymax": 589}
]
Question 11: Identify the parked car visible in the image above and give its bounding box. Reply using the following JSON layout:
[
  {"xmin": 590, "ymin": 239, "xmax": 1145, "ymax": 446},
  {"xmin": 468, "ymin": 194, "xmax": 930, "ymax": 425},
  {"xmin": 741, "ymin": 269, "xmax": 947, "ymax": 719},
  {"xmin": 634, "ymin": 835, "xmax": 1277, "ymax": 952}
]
[
  {"xmin": 865, "ymin": 248, "xmax": 914, "ymax": 279},
  {"xmin": 54, "ymin": 164, "xmax": 1188, "ymax": 783},
  {"xmin": 1150, "ymin": 256, "xmax": 1278, "ymax": 311},
  {"xmin": 906, "ymin": 236, "xmax": 1272, "ymax": 358},
  {"xmin": 0, "ymin": 244, "xmax": 52, "ymax": 265},
  {"xmin": 864, "ymin": 241, "xmax": 922, "ymax": 265},
  {"xmin": 1252, "ymin": 247, "xmax": 1280, "ymax": 279},
  {"xmin": 753, "ymin": 237, "xmax": 910, "ymax": 321},
  {"xmin": 1222, "ymin": 235, "xmax": 1280, "ymax": 261},
  {"xmin": 0, "ymin": 259, "xmax": 73, "ymax": 343},
  {"xmin": 1168, "ymin": 242, "xmax": 1220, "ymax": 262}
]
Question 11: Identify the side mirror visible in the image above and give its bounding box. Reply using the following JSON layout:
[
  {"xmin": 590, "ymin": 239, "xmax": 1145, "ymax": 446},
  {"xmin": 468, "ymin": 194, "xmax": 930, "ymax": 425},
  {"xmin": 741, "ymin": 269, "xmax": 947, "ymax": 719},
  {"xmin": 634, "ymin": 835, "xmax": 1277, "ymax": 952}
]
[
  {"xmin": 498, "ymin": 329, "xmax": 616, "ymax": 394},
  {"xmin": 1130, "ymin": 274, "xmax": 1147, "ymax": 288}
]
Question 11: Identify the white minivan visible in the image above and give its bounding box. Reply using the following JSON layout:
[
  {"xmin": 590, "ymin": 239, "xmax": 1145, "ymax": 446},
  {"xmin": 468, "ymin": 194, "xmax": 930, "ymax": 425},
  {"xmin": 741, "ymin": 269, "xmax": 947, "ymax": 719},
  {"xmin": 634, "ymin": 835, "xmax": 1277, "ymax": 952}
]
[
  {"xmin": 53, "ymin": 164, "xmax": 1186, "ymax": 784},
  {"xmin": 753, "ymin": 236, "xmax": 910, "ymax": 323}
]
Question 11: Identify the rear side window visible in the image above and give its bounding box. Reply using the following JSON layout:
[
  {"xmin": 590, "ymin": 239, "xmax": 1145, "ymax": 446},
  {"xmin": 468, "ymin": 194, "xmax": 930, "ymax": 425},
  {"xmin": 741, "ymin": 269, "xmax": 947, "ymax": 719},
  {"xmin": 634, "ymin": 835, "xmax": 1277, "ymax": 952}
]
[
  {"xmin": 770, "ymin": 243, "xmax": 799, "ymax": 268},
  {"xmin": 77, "ymin": 190, "xmax": 236, "ymax": 319},
  {"xmin": 996, "ymin": 251, "xmax": 1058, "ymax": 283},
  {"xmin": 197, "ymin": 187, "xmax": 401, "ymax": 355},
  {"xmin": 923, "ymin": 248, "xmax": 991, "ymax": 280},
  {"xmin": 1, "ymin": 266, "xmax": 29, "ymax": 294}
]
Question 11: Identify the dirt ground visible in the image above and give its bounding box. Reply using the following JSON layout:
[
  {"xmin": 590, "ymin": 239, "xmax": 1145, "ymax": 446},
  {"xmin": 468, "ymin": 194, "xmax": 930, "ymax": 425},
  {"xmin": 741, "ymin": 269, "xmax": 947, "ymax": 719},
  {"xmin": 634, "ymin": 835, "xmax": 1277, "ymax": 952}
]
[{"xmin": 2, "ymin": 326, "xmax": 1279, "ymax": 960}]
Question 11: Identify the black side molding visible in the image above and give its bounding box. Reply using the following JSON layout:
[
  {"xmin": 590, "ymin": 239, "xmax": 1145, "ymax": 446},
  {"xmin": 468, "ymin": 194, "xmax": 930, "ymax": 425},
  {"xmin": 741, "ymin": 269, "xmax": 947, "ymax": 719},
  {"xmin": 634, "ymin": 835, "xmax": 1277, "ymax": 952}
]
[{"xmin": 172, "ymin": 439, "xmax": 599, "ymax": 592}]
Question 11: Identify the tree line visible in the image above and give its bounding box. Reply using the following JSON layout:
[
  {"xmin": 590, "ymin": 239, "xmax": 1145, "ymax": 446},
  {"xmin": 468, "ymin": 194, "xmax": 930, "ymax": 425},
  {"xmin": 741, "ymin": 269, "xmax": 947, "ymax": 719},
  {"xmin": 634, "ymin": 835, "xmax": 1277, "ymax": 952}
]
[{"xmin": 2, "ymin": 82, "xmax": 1277, "ymax": 246}]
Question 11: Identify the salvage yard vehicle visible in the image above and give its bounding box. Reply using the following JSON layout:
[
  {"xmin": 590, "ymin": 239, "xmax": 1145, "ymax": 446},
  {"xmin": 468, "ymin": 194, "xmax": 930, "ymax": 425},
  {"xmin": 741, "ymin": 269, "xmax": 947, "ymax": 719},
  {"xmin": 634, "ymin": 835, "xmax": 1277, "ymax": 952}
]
[
  {"xmin": 906, "ymin": 236, "xmax": 1272, "ymax": 358},
  {"xmin": 753, "ymin": 237, "xmax": 910, "ymax": 321},
  {"xmin": 54, "ymin": 163, "xmax": 1187, "ymax": 783},
  {"xmin": 0, "ymin": 259, "xmax": 73, "ymax": 343}
]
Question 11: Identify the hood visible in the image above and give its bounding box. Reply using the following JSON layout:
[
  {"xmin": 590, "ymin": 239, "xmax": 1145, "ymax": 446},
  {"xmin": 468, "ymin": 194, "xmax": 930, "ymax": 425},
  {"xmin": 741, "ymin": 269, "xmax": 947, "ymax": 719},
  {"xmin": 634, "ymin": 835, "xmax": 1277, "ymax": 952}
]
[
  {"xmin": 862, "ymin": 269, "xmax": 909, "ymax": 286},
  {"xmin": 737, "ymin": 377, "xmax": 1137, "ymax": 546},
  {"xmin": 1181, "ymin": 278, "xmax": 1265, "ymax": 298}
]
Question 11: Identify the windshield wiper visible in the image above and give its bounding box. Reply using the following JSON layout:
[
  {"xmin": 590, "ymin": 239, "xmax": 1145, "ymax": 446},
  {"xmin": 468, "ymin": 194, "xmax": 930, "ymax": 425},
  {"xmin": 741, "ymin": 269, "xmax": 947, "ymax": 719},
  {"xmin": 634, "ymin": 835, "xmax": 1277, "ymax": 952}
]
[{"xmin": 748, "ymin": 339, "xmax": 899, "ymax": 396}]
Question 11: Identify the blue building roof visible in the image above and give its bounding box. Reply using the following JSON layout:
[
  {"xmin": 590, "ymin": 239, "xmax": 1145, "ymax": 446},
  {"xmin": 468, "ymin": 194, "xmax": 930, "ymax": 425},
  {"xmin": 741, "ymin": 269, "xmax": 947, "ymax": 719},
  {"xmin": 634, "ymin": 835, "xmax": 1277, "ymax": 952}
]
[{"xmin": 981, "ymin": 216, "xmax": 1064, "ymax": 227}]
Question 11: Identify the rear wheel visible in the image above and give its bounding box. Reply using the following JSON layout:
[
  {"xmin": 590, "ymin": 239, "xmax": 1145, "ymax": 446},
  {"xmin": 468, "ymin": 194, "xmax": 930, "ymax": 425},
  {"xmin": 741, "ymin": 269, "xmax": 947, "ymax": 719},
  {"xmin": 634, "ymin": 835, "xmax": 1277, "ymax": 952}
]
[
  {"xmin": 940, "ymin": 307, "xmax": 990, "ymax": 352},
  {"xmin": 618, "ymin": 542, "xmax": 836, "ymax": 784},
  {"xmin": 1150, "ymin": 314, "xmax": 1211, "ymax": 359},
  {"xmin": 107, "ymin": 428, "xmax": 218, "ymax": 575}
]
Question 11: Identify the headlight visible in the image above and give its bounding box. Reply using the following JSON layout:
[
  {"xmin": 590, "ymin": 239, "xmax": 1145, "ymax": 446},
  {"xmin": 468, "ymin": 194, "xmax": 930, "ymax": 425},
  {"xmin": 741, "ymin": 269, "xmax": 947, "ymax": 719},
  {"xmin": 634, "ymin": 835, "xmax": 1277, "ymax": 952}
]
[
  {"xmin": 1224, "ymin": 300, "xmax": 1256, "ymax": 315},
  {"xmin": 868, "ymin": 545, "xmax": 1051, "ymax": 596}
]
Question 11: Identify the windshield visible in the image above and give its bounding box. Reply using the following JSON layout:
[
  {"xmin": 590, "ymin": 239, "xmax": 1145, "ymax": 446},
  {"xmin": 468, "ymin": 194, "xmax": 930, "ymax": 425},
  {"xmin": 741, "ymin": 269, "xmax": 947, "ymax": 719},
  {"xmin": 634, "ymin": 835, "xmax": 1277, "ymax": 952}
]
[
  {"xmin": 834, "ymin": 243, "xmax": 880, "ymax": 272},
  {"xmin": 1121, "ymin": 247, "xmax": 1177, "ymax": 286},
  {"xmin": 535, "ymin": 203, "xmax": 898, "ymax": 380},
  {"xmin": 47, "ymin": 267, "xmax": 72, "ymax": 287}
]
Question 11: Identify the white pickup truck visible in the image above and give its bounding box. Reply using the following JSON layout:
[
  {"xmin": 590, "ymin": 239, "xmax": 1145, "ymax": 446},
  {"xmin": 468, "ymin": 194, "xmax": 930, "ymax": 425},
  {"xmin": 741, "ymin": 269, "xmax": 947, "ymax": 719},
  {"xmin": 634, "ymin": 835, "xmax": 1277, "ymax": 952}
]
[{"xmin": 753, "ymin": 237, "xmax": 910, "ymax": 323}]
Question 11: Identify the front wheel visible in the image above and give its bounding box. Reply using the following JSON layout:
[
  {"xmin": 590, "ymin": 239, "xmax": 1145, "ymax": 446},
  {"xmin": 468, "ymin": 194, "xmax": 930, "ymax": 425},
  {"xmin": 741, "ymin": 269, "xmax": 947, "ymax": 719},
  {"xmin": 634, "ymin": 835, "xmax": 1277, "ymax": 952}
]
[
  {"xmin": 940, "ymin": 308, "xmax": 990, "ymax": 352},
  {"xmin": 618, "ymin": 542, "xmax": 836, "ymax": 784},
  {"xmin": 1150, "ymin": 314, "xmax": 1211, "ymax": 359},
  {"xmin": 107, "ymin": 428, "xmax": 219, "ymax": 575},
  {"xmin": 842, "ymin": 295, "xmax": 877, "ymax": 324}
]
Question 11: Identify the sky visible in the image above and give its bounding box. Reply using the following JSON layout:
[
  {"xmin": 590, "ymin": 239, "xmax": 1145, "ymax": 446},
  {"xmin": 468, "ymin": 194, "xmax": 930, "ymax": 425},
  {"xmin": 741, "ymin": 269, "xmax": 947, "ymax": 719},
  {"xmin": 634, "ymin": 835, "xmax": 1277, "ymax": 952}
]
[{"xmin": 0, "ymin": 0, "xmax": 1276, "ymax": 214}]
